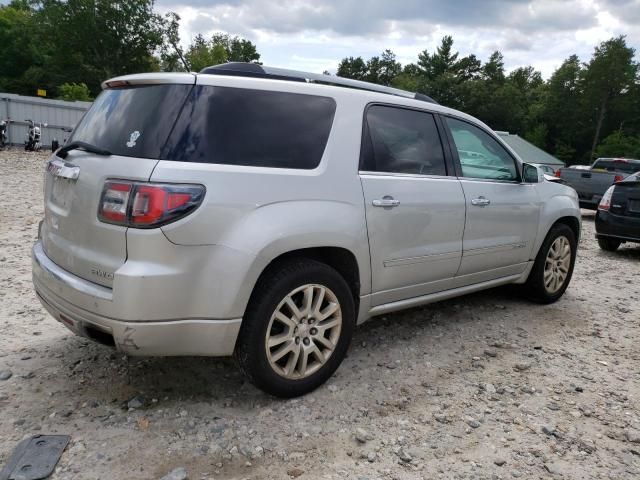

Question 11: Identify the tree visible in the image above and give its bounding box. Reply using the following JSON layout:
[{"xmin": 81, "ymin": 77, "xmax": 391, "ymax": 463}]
[
  {"xmin": 582, "ymin": 36, "xmax": 638, "ymax": 160},
  {"xmin": 542, "ymin": 55, "xmax": 584, "ymax": 163},
  {"xmin": 183, "ymin": 33, "xmax": 260, "ymax": 72},
  {"xmin": 0, "ymin": 2, "xmax": 43, "ymax": 95},
  {"xmin": 595, "ymin": 131, "xmax": 640, "ymax": 159},
  {"xmin": 25, "ymin": 0, "xmax": 168, "ymax": 95},
  {"xmin": 337, "ymin": 56, "xmax": 368, "ymax": 81},
  {"xmin": 412, "ymin": 36, "xmax": 484, "ymax": 108},
  {"xmin": 159, "ymin": 12, "xmax": 189, "ymax": 72},
  {"xmin": 57, "ymin": 82, "xmax": 92, "ymax": 101},
  {"xmin": 364, "ymin": 50, "xmax": 401, "ymax": 86},
  {"xmin": 482, "ymin": 51, "xmax": 506, "ymax": 84}
]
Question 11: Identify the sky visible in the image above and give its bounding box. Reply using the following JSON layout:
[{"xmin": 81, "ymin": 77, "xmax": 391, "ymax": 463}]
[{"xmin": 154, "ymin": 0, "xmax": 640, "ymax": 78}]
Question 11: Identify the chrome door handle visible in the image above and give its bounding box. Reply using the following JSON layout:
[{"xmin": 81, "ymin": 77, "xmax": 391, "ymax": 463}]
[
  {"xmin": 372, "ymin": 196, "xmax": 400, "ymax": 208},
  {"xmin": 471, "ymin": 196, "xmax": 490, "ymax": 207}
]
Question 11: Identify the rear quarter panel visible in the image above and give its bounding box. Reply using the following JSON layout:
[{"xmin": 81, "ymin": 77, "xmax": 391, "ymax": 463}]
[{"xmin": 150, "ymin": 88, "xmax": 373, "ymax": 308}]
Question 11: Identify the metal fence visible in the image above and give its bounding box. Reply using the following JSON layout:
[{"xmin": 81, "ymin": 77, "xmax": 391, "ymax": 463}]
[{"xmin": 1, "ymin": 92, "xmax": 92, "ymax": 149}]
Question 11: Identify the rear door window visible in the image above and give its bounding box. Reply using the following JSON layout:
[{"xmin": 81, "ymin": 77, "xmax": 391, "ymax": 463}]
[
  {"xmin": 360, "ymin": 105, "xmax": 447, "ymax": 176},
  {"xmin": 164, "ymin": 86, "xmax": 336, "ymax": 169},
  {"xmin": 69, "ymin": 84, "xmax": 193, "ymax": 159}
]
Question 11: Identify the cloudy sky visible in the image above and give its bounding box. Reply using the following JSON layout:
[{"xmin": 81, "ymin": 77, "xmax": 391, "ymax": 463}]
[{"xmin": 155, "ymin": 0, "xmax": 639, "ymax": 78}]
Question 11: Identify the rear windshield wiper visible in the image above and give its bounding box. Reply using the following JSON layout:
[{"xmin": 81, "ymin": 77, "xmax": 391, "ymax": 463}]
[{"xmin": 57, "ymin": 141, "xmax": 111, "ymax": 159}]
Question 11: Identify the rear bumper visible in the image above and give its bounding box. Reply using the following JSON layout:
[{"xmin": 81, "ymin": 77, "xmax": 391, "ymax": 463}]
[
  {"xmin": 32, "ymin": 242, "xmax": 241, "ymax": 356},
  {"xmin": 595, "ymin": 210, "xmax": 640, "ymax": 243}
]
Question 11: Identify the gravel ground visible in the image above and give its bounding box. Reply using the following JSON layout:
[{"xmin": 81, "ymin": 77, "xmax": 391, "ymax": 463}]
[{"xmin": 0, "ymin": 149, "xmax": 639, "ymax": 480}]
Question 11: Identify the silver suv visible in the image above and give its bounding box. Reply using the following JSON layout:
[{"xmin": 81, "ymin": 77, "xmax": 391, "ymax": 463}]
[{"xmin": 32, "ymin": 63, "xmax": 581, "ymax": 397}]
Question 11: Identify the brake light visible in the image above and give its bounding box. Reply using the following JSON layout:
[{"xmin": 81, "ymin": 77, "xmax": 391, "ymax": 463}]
[
  {"xmin": 555, "ymin": 169, "xmax": 561, "ymax": 178},
  {"xmin": 98, "ymin": 182, "xmax": 204, "ymax": 228},
  {"xmin": 598, "ymin": 186, "xmax": 615, "ymax": 211},
  {"xmin": 613, "ymin": 175, "xmax": 623, "ymax": 183}
]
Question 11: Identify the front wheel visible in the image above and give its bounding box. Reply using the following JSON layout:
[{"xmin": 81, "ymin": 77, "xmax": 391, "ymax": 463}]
[
  {"xmin": 523, "ymin": 224, "xmax": 577, "ymax": 304},
  {"xmin": 235, "ymin": 259, "xmax": 355, "ymax": 397},
  {"xmin": 597, "ymin": 237, "xmax": 621, "ymax": 252}
]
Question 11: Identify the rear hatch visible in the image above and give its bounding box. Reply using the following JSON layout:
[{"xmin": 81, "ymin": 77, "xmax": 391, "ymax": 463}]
[
  {"xmin": 611, "ymin": 177, "xmax": 640, "ymax": 219},
  {"xmin": 41, "ymin": 74, "xmax": 195, "ymax": 287}
]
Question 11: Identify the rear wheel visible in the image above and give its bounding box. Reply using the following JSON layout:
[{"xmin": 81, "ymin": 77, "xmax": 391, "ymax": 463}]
[
  {"xmin": 597, "ymin": 237, "xmax": 621, "ymax": 252},
  {"xmin": 523, "ymin": 224, "xmax": 577, "ymax": 304},
  {"xmin": 235, "ymin": 259, "xmax": 355, "ymax": 397}
]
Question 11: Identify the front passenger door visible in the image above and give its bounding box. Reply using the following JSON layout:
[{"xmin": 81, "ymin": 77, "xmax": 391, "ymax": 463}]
[{"xmin": 443, "ymin": 116, "xmax": 541, "ymax": 280}]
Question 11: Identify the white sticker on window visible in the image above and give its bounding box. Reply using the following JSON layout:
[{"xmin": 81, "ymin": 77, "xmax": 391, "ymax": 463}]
[{"xmin": 126, "ymin": 131, "xmax": 141, "ymax": 148}]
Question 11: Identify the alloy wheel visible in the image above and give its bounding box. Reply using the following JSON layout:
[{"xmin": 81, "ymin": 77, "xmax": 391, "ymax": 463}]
[
  {"xmin": 544, "ymin": 235, "xmax": 571, "ymax": 294},
  {"xmin": 265, "ymin": 284, "xmax": 342, "ymax": 379}
]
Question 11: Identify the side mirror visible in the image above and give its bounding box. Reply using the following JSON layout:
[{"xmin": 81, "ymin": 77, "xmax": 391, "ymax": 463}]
[{"xmin": 522, "ymin": 163, "xmax": 543, "ymax": 183}]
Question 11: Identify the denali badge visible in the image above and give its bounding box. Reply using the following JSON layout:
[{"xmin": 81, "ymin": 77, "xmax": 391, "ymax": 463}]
[
  {"xmin": 91, "ymin": 268, "xmax": 114, "ymax": 280},
  {"xmin": 126, "ymin": 130, "xmax": 141, "ymax": 148}
]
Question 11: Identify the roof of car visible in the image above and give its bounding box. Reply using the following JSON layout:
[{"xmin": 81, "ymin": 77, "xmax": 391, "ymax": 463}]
[{"xmin": 198, "ymin": 62, "xmax": 439, "ymax": 104}]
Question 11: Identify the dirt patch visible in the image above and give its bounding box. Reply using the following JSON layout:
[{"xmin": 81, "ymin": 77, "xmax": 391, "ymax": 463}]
[{"xmin": 0, "ymin": 149, "xmax": 639, "ymax": 479}]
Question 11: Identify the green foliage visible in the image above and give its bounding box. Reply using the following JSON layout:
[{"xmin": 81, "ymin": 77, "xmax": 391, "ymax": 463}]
[
  {"xmin": 0, "ymin": 3, "xmax": 43, "ymax": 94},
  {"xmin": 0, "ymin": 2, "xmax": 260, "ymax": 96},
  {"xmin": 595, "ymin": 131, "xmax": 640, "ymax": 159},
  {"xmin": 582, "ymin": 36, "xmax": 638, "ymax": 160},
  {"xmin": 184, "ymin": 33, "xmax": 260, "ymax": 72},
  {"xmin": 57, "ymin": 82, "xmax": 92, "ymax": 101}
]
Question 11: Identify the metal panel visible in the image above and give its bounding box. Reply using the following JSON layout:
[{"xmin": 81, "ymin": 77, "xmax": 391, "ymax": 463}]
[{"xmin": 1, "ymin": 92, "xmax": 92, "ymax": 149}]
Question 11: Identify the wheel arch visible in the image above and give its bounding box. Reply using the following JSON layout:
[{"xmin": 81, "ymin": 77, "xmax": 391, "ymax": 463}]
[
  {"xmin": 552, "ymin": 216, "xmax": 581, "ymax": 243},
  {"xmin": 531, "ymin": 192, "xmax": 581, "ymax": 261},
  {"xmin": 248, "ymin": 246, "xmax": 362, "ymax": 316}
]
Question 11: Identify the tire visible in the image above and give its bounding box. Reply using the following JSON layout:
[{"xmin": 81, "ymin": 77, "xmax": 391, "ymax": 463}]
[
  {"xmin": 597, "ymin": 237, "xmax": 621, "ymax": 252},
  {"xmin": 523, "ymin": 223, "xmax": 577, "ymax": 304},
  {"xmin": 235, "ymin": 258, "xmax": 355, "ymax": 398}
]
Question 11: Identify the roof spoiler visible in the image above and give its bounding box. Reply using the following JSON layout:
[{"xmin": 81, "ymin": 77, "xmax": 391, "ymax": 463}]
[{"xmin": 200, "ymin": 62, "xmax": 438, "ymax": 104}]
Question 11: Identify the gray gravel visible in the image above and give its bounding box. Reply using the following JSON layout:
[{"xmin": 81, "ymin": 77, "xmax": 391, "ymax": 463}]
[{"xmin": 0, "ymin": 149, "xmax": 639, "ymax": 479}]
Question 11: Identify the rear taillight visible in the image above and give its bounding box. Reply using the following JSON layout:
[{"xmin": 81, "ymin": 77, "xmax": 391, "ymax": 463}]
[
  {"xmin": 99, "ymin": 182, "xmax": 131, "ymax": 223},
  {"xmin": 614, "ymin": 174, "xmax": 623, "ymax": 183},
  {"xmin": 555, "ymin": 169, "xmax": 561, "ymax": 178},
  {"xmin": 98, "ymin": 181, "xmax": 204, "ymax": 228},
  {"xmin": 598, "ymin": 186, "xmax": 615, "ymax": 211}
]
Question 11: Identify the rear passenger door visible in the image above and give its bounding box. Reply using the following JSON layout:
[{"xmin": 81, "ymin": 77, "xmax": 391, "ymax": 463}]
[{"xmin": 359, "ymin": 105, "xmax": 466, "ymax": 306}]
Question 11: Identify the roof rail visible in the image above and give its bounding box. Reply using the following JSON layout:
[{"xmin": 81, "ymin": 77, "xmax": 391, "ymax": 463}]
[{"xmin": 199, "ymin": 62, "xmax": 438, "ymax": 104}]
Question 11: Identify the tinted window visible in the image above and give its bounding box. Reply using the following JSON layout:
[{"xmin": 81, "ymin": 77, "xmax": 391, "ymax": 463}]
[
  {"xmin": 164, "ymin": 86, "xmax": 336, "ymax": 169},
  {"xmin": 446, "ymin": 117, "xmax": 518, "ymax": 181},
  {"xmin": 69, "ymin": 84, "xmax": 192, "ymax": 159},
  {"xmin": 592, "ymin": 159, "xmax": 640, "ymax": 174},
  {"xmin": 361, "ymin": 105, "xmax": 446, "ymax": 176}
]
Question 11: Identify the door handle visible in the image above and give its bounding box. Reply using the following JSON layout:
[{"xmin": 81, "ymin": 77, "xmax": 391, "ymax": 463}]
[
  {"xmin": 471, "ymin": 196, "xmax": 491, "ymax": 207},
  {"xmin": 372, "ymin": 196, "xmax": 400, "ymax": 208}
]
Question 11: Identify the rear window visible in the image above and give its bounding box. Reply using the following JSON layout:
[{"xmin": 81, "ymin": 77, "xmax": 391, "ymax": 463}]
[
  {"xmin": 163, "ymin": 86, "xmax": 336, "ymax": 169},
  {"xmin": 69, "ymin": 84, "xmax": 192, "ymax": 159},
  {"xmin": 592, "ymin": 159, "xmax": 640, "ymax": 174}
]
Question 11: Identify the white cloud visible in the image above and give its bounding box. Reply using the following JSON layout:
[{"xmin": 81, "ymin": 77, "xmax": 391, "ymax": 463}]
[{"xmin": 155, "ymin": 0, "xmax": 639, "ymax": 78}]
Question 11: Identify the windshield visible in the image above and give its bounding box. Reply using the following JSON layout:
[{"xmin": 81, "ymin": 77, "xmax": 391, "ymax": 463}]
[{"xmin": 69, "ymin": 84, "xmax": 192, "ymax": 159}]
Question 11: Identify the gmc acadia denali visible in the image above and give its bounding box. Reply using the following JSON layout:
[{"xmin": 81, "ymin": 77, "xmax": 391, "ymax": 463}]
[{"xmin": 32, "ymin": 63, "xmax": 581, "ymax": 397}]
